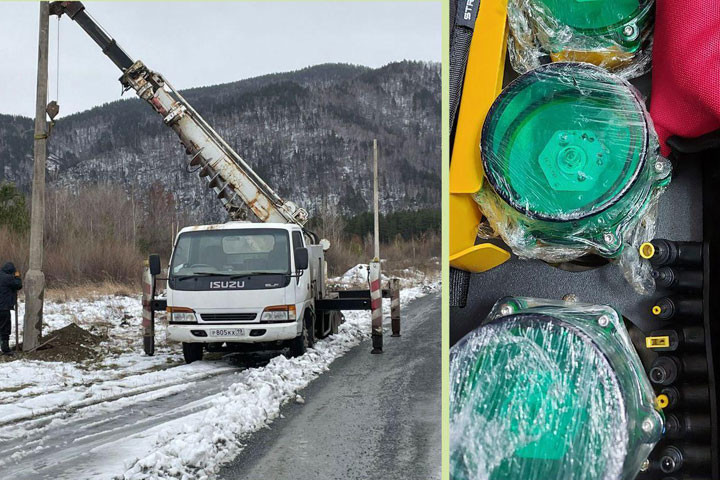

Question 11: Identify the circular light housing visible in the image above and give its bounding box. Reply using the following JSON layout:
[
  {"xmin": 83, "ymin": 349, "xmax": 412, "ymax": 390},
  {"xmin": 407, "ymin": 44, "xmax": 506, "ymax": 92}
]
[
  {"xmin": 506, "ymin": 0, "xmax": 655, "ymax": 72},
  {"xmin": 478, "ymin": 63, "xmax": 669, "ymax": 257},
  {"xmin": 533, "ymin": 0, "xmax": 653, "ymax": 51},
  {"xmin": 450, "ymin": 298, "xmax": 662, "ymax": 480}
]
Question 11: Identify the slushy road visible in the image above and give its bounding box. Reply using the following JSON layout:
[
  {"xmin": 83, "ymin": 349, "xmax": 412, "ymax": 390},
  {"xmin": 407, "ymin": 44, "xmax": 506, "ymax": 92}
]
[{"xmin": 219, "ymin": 291, "xmax": 441, "ymax": 480}]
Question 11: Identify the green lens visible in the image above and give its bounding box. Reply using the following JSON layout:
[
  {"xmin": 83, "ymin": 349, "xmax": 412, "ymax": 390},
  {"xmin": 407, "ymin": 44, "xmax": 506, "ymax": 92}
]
[
  {"xmin": 538, "ymin": 0, "xmax": 642, "ymax": 31},
  {"xmin": 479, "ymin": 63, "xmax": 668, "ymax": 256},
  {"xmin": 530, "ymin": 0, "xmax": 653, "ymax": 51},
  {"xmin": 450, "ymin": 299, "xmax": 663, "ymax": 480}
]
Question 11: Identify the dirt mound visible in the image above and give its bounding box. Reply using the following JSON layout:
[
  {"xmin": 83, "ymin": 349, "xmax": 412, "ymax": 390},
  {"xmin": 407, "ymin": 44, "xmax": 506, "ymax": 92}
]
[{"xmin": 3, "ymin": 323, "xmax": 106, "ymax": 363}]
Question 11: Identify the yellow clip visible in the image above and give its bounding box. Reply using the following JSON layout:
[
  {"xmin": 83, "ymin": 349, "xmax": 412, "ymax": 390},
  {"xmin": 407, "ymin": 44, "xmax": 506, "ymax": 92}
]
[
  {"xmin": 655, "ymin": 394, "xmax": 669, "ymax": 410},
  {"xmin": 651, "ymin": 305, "xmax": 662, "ymax": 316},
  {"xmin": 639, "ymin": 242, "xmax": 655, "ymax": 260},
  {"xmin": 645, "ymin": 335, "xmax": 670, "ymax": 349}
]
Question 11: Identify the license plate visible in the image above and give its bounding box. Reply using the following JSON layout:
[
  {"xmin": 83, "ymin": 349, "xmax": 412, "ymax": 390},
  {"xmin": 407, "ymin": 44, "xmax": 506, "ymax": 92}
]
[{"xmin": 209, "ymin": 329, "xmax": 245, "ymax": 337}]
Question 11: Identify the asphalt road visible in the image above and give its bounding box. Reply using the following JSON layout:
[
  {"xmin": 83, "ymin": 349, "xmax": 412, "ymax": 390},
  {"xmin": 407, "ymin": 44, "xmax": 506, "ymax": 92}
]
[{"xmin": 218, "ymin": 291, "xmax": 442, "ymax": 480}]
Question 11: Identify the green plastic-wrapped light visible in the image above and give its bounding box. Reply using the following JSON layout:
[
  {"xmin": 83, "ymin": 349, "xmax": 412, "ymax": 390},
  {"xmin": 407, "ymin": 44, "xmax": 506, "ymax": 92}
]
[
  {"xmin": 532, "ymin": 0, "xmax": 654, "ymax": 52},
  {"xmin": 477, "ymin": 63, "xmax": 670, "ymax": 259},
  {"xmin": 450, "ymin": 297, "xmax": 663, "ymax": 480},
  {"xmin": 506, "ymin": 0, "xmax": 655, "ymax": 74}
]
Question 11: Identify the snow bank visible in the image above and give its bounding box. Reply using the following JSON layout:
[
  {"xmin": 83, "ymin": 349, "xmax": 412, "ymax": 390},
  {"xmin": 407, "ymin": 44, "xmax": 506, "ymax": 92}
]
[
  {"xmin": 329, "ymin": 263, "xmax": 439, "ymax": 290},
  {"xmin": 121, "ymin": 281, "xmax": 440, "ymax": 480}
]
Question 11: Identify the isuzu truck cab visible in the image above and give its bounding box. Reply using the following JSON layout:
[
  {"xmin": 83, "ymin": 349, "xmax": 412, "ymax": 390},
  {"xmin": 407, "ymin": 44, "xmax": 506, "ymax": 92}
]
[{"xmin": 165, "ymin": 222, "xmax": 321, "ymax": 363}]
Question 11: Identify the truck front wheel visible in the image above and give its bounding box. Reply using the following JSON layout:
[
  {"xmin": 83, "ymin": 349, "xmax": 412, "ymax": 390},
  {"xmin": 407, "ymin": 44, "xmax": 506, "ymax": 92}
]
[
  {"xmin": 289, "ymin": 313, "xmax": 315, "ymax": 357},
  {"xmin": 182, "ymin": 342, "xmax": 204, "ymax": 363}
]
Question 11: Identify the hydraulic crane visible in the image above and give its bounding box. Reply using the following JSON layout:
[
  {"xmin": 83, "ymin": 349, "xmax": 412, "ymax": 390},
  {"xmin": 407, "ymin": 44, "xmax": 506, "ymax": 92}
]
[
  {"xmin": 49, "ymin": 1, "xmax": 399, "ymax": 360},
  {"xmin": 49, "ymin": 1, "xmax": 308, "ymax": 226}
]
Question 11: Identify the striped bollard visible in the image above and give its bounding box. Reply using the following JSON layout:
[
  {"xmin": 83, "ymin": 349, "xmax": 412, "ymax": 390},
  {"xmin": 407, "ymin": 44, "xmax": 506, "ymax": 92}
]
[
  {"xmin": 370, "ymin": 260, "xmax": 383, "ymax": 354},
  {"xmin": 390, "ymin": 278, "xmax": 400, "ymax": 337},
  {"xmin": 141, "ymin": 262, "xmax": 155, "ymax": 356}
]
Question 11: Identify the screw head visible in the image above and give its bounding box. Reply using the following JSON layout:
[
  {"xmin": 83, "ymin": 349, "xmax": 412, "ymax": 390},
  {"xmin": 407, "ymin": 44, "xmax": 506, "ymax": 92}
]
[
  {"xmin": 598, "ymin": 315, "xmax": 610, "ymax": 327},
  {"xmin": 640, "ymin": 459, "xmax": 649, "ymax": 472},
  {"xmin": 641, "ymin": 417, "xmax": 654, "ymax": 433},
  {"xmin": 499, "ymin": 304, "xmax": 513, "ymax": 316},
  {"xmin": 654, "ymin": 160, "xmax": 665, "ymax": 173},
  {"xmin": 623, "ymin": 25, "xmax": 636, "ymax": 37},
  {"xmin": 603, "ymin": 232, "xmax": 615, "ymax": 244}
]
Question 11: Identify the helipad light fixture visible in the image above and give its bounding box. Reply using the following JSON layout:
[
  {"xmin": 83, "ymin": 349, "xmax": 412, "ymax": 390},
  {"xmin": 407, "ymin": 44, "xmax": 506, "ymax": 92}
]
[
  {"xmin": 477, "ymin": 62, "xmax": 670, "ymax": 260},
  {"xmin": 507, "ymin": 0, "xmax": 655, "ymax": 73},
  {"xmin": 450, "ymin": 297, "xmax": 663, "ymax": 480}
]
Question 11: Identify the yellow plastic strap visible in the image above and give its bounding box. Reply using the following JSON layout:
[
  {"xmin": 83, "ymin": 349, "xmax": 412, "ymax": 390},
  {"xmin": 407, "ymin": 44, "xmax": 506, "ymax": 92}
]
[{"xmin": 449, "ymin": 0, "xmax": 510, "ymax": 272}]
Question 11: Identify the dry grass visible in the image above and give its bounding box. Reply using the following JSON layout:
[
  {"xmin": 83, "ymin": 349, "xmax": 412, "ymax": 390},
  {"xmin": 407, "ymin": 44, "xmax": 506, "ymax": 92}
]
[
  {"xmin": 12, "ymin": 281, "xmax": 139, "ymax": 304},
  {"xmin": 1, "ymin": 187, "xmax": 438, "ymax": 288},
  {"xmin": 0, "ymin": 227, "xmax": 144, "ymax": 287},
  {"xmin": 324, "ymin": 232, "xmax": 440, "ymax": 277},
  {"xmin": 43, "ymin": 281, "xmax": 139, "ymax": 303}
]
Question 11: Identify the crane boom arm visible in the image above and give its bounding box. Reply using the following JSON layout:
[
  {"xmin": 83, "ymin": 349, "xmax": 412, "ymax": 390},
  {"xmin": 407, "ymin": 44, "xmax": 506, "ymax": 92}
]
[{"xmin": 49, "ymin": 1, "xmax": 308, "ymax": 226}]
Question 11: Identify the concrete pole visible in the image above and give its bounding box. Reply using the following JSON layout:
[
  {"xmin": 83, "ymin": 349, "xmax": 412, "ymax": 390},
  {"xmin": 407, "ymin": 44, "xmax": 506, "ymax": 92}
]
[
  {"xmin": 370, "ymin": 139, "xmax": 382, "ymax": 353},
  {"xmin": 373, "ymin": 139, "xmax": 380, "ymax": 261},
  {"xmin": 369, "ymin": 260, "xmax": 382, "ymax": 354},
  {"xmin": 23, "ymin": 1, "xmax": 50, "ymax": 352}
]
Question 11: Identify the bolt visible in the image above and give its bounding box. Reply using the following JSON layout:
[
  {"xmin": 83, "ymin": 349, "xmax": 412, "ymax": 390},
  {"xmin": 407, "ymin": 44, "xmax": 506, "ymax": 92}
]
[
  {"xmin": 562, "ymin": 294, "xmax": 578, "ymax": 303},
  {"xmin": 603, "ymin": 232, "xmax": 615, "ymax": 244},
  {"xmin": 641, "ymin": 417, "xmax": 654, "ymax": 433},
  {"xmin": 654, "ymin": 160, "xmax": 665, "ymax": 173},
  {"xmin": 499, "ymin": 304, "xmax": 513, "ymax": 316},
  {"xmin": 598, "ymin": 315, "xmax": 610, "ymax": 327},
  {"xmin": 640, "ymin": 459, "xmax": 649, "ymax": 472},
  {"xmin": 623, "ymin": 25, "xmax": 636, "ymax": 37},
  {"xmin": 577, "ymin": 172, "xmax": 586, "ymax": 182}
]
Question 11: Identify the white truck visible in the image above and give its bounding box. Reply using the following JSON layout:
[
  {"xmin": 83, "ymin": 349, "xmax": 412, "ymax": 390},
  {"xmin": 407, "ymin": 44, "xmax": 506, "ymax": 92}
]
[
  {"xmin": 161, "ymin": 222, "xmax": 331, "ymax": 362},
  {"xmin": 52, "ymin": 1, "xmax": 399, "ymax": 363}
]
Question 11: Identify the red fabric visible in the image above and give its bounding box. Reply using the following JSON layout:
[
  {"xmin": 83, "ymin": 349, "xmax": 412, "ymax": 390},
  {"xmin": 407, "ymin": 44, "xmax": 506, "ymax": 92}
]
[{"xmin": 650, "ymin": 0, "xmax": 720, "ymax": 156}]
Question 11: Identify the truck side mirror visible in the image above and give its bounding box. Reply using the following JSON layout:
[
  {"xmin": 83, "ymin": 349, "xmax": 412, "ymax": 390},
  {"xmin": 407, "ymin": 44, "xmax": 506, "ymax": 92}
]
[
  {"xmin": 149, "ymin": 254, "xmax": 161, "ymax": 276},
  {"xmin": 294, "ymin": 247, "xmax": 309, "ymax": 271}
]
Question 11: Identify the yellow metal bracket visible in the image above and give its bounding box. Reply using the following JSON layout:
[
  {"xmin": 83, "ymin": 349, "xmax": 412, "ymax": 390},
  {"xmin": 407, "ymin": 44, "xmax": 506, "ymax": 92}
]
[{"xmin": 450, "ymin": 0, "xmax": 511, "ymax": 273}]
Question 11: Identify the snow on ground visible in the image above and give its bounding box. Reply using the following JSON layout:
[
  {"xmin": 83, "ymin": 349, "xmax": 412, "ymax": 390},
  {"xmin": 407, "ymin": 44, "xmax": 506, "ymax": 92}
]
[
  {"xmin": 329, "ymin": 263, "xmax": 439, "ymax": 290},
  {"xmin": 11, "ymin": 295, "xmax": 158, "ymax": 352},
  {"xmin": 1, "ymin": 295, "xmax": 186, "ymax": 428},
  {"xmin": 0, "ymin": 267, "xmax": 439, "ymax": 479},
  {"xmin": 120, "ymin": 281, "xmax": 439, "ymax": 480}
]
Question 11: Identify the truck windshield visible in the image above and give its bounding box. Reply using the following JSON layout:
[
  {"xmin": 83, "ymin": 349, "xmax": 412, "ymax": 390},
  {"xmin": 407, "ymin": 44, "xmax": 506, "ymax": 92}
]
[{"xmin": 170, "ymin": 228, "xmax": 290, "ymax": 278}]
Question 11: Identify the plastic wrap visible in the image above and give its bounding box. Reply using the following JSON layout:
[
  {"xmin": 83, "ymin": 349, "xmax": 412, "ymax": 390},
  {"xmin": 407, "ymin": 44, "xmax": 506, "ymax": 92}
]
[
  {"xmin": 476, "ymin": 63, "xmax": 670, "ymax": 289},
  {"xmin": 450, "ymin": 297, "xmax": 663, "ymax": 480},
  {"xmin": 507, "ymin": 0, "xmax": 654, "ymax": 79}
]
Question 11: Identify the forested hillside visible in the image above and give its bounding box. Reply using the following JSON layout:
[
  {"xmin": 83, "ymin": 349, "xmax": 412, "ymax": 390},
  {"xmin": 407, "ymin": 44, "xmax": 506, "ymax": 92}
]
[{"xmin": 0, "ymin": 61, "xmax": 440, "ymax": 224}]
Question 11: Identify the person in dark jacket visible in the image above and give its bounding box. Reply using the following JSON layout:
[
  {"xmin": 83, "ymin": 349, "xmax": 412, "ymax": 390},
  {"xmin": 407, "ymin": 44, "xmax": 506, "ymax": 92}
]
[{"xmin": 0, "ymin": 262, "xmax": 22, "ymax": 355}]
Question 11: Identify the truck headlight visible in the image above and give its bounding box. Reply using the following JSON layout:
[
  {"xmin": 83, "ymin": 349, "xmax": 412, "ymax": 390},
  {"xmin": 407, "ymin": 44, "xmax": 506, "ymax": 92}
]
[
  {"xmin": 167, "ymin": 307, "xmax": 197, "ymax": 323},
  {"xmin": 261, "ymin": 305, "xmax": 296, "ymax": 323}
]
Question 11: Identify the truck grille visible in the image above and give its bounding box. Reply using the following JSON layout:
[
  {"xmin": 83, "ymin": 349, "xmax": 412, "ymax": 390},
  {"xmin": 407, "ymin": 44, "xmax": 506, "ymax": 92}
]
[{"xmin": 201, "ymin": 313, "xmax": 257, "ymax": 322}]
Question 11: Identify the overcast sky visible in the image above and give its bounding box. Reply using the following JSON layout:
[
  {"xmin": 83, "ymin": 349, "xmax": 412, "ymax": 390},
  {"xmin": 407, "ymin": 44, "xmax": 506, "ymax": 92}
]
[{"xmin": 0, "ymin": 1, "xmax": 440, "ymax": 118}]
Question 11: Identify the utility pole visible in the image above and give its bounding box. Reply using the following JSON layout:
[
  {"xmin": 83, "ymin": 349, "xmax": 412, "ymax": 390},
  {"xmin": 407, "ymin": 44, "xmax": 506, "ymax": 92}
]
[
  {"xmin": 370, "ymin": 139, "xmax": 382, "ymax": 354},
  {"xmin": 373, "ymin": 139, "xmax": 380, "ymax": 260},
  {"xmin": 24, "ymin": 1, "xmax": 50, "ymax": 352}
]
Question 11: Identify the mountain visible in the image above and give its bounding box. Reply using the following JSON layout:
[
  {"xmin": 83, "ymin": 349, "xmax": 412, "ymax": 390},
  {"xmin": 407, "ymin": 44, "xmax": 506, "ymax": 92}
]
[{"xmin": 0, "ymin": 61, "xmax": 440, "ymax": 223}]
